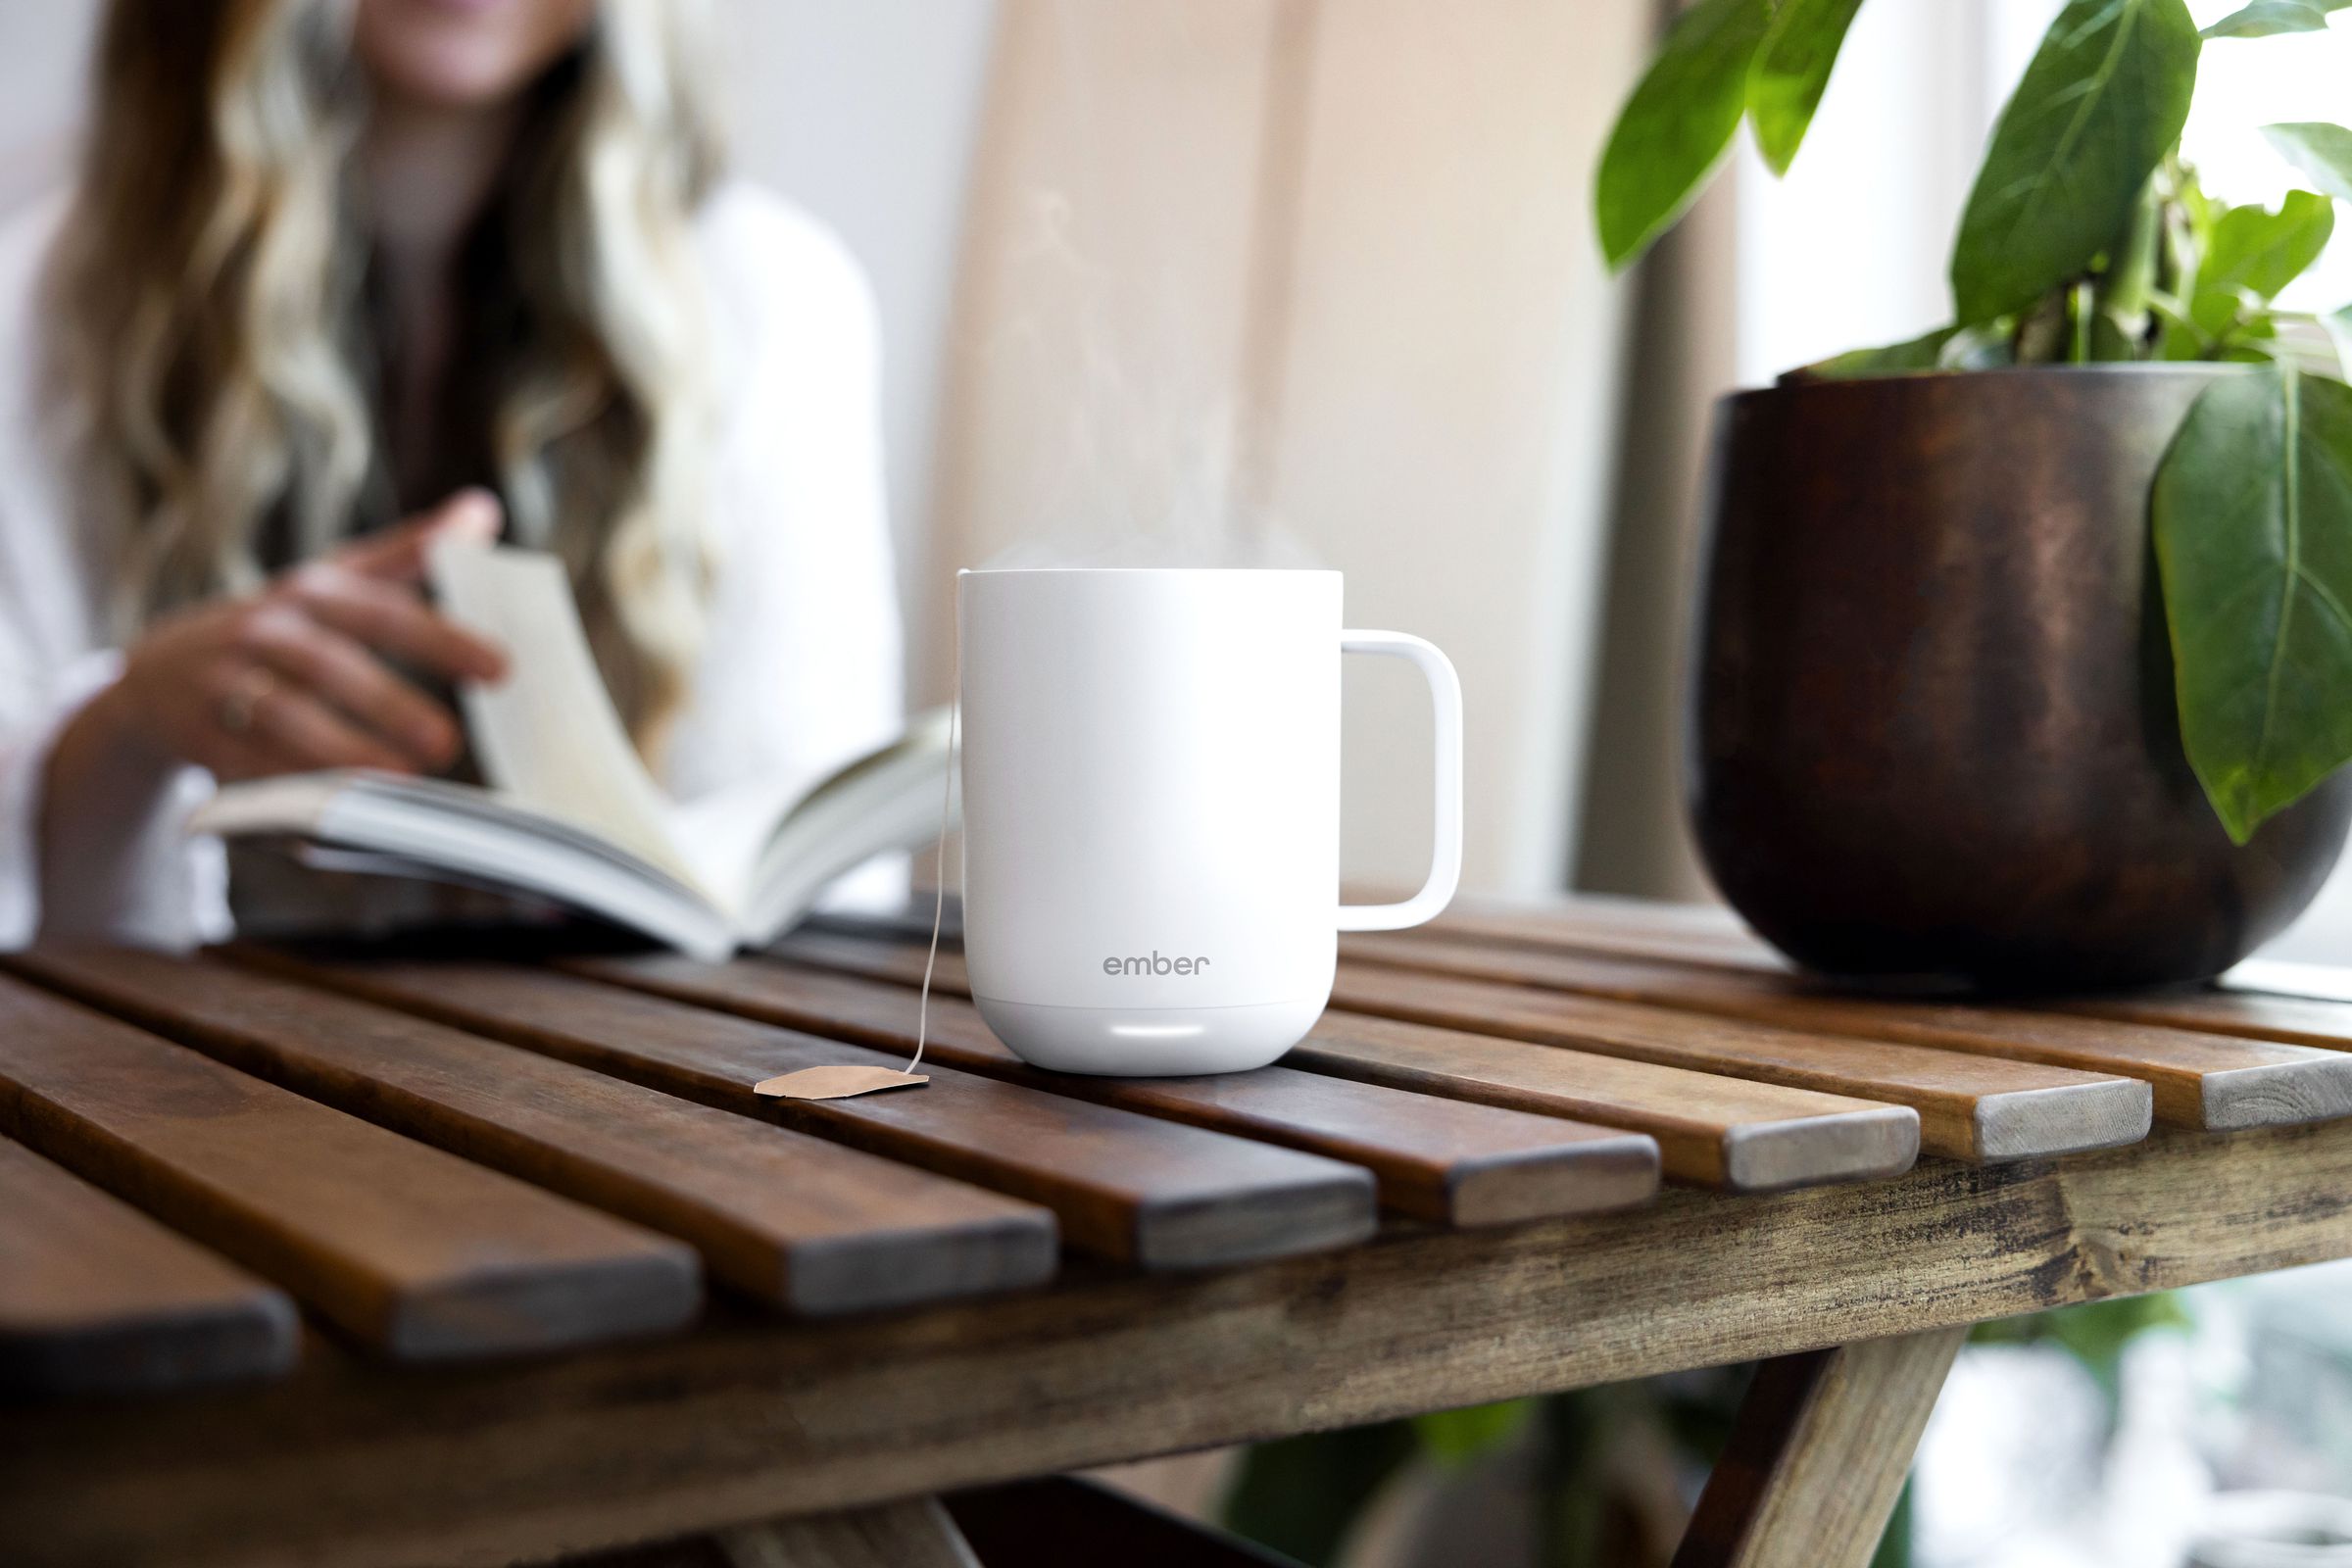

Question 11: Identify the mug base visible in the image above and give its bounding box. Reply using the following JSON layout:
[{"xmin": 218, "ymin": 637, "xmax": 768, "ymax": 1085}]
[{"xmin": 970, "ymin": 993, "xmax": 1328, "ymax": 1076}]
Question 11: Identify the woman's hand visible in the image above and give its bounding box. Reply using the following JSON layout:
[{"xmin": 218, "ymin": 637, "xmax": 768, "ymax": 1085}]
[{"xmin": 85, "ymin": 490, "xmax": 511, "ymax": 781}]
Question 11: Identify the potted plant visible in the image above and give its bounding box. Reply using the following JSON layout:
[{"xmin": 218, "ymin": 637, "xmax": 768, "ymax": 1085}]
[{"xmin": 1599, "ymin": 0, "xmax": 2352, "ymax": 989}]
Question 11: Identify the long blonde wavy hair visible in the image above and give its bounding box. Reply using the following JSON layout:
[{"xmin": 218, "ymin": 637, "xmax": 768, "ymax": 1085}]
[{"xmin": 43, "ymin": 0, "xmax": 721, "ymax": 748}]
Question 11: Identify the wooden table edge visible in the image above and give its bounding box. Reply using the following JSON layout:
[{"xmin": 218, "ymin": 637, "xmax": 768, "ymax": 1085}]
[
  {"xmin": 1974, "ymin": 1078, "xmax": 2155, "ymax": 1161},
  {"xmin": 1445, "ymin": 1132, "xmax": 1662, "ymax": 1226},
  {"xmin": 0, "ymin": 1293, "xmax": 301, "ymax": 1400},
  {"xmin": 2201, "ymin": 1054, "xmax": 2352, "ymax": 1131},
  {"xmin": 1720, "ymin": 1106, "xmax": 1919, "ymax": 1193},
  {"xmin": 13, "ymin": 1118, "xmax": 2351, "ymax": 1568}
]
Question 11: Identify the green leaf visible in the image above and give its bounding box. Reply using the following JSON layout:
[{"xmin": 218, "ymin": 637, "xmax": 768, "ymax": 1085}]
[
  {"xmin": 1747, "ymin": 0, "xmax": 1868, "ymax": 175},
  {"xmin": 2155, "ymin": 365, "xmax": 2352, "ymax": 842},
  {"xmin": 2265, "ymin": 122, "xmax": 2352, "ymax": 203},
  {"xmin": 2153, "ymin": 293, "xmax": 2212, "ymax": 358},
  {"xmin": 1595, "ymin": 0, "xmax": 1774, "ymax": 270},
  {"xmin": 2201, "ymin": 0, "xmax": 2351, "ymax": 37},
  {"xmin": 1799, "ymin": 325, "xmax": 1963, "ymax": 378},
  {"xmin": 2191, "ymin": 192, "xmax": 2337, "ymax": 336},
  {"xmin": 1411, "ymin": 1398, "xmax": 1536, "ymax": 1469},
  {"xmin": 2209, "ymin": 193, "xmax": 2338, "ymax": 298},
  {"xmin": 2327, "ymin": 303, "xmax": 2352, "ymax": 373},
  {"xmin": 1791, "ymin": 322, "xmax": 2015, "ymax": 379},
  {"xmin": 1949, "ymin": 0, "xmax": 2201, "ymax": 324}
]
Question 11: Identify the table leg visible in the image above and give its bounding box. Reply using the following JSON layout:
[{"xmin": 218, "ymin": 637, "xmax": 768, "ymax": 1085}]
[
  {"xmin": 716, "ymin": 1497, "xmax": 980, "ymax": 1568},
  {"xmin": 1671, "ymin": 1325, "xmax": 1968, "ymax": 1568}
]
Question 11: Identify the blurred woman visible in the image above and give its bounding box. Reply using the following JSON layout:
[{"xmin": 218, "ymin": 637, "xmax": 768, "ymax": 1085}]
[{"xmin": 0, "ymin": 0, "xmax": 902, "ymax": 945}]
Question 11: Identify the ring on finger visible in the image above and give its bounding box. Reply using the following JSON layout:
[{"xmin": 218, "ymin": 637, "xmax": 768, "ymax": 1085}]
[{"xmin": 218, "ymin": 667, "xmax": 277, "ymax": 736}]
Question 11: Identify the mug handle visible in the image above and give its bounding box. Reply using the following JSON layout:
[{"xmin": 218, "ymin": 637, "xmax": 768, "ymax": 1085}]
[{"xmin": 1337, "ymin": 629, "xmax": 1464, "ymax": 932}]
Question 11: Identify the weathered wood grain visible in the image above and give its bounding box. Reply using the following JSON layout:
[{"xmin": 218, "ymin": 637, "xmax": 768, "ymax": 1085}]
[
  {"xmin": 0, "ymin": 973, "xmax": 697, "ymax": 1361},
  {"xmin": 906, "ymin": 932, "xmax": 2144, "ymax": 1159},
  {"xmin": 1392, "ymin": 905, "xmax": 2352, "ymax": 1133},
  {"xmin": 1673, "ymin": 1327, "xmax": 1967, "ymax": 1568},
  {"xmin": 2065, "ymin": 988, "xmax": 2352, "ymax": 1054},
  {"xmin": 14, "ymin": 948, "xmax": 1058, "ymax": 1317},
  {"xmin": 1430, "ymin": 896, "xmax": 1782, "ymax": 969},
  {"xmin": 1291, "ymin": 1010, "xmax": 1917, "ymax": 1192},
  {"xmin": 1346, "ymin": 932, "xmax": 2352, "ymax": 1134},
  {"xmin": 9, "ymin": 1117, "xmax": 2351, "ymax": 1568},
  {"xmin": 1461, "ymin": 905, "xmax": 2352, "ymax": 1120},
  {"xmin": 246, "ymin": 956, "xmax": 1375, "ymax": 1270},
  {"xmin": 1422, "ymin": 904, "xmax": 2352, "ymax": 1043},
  {"xmin": 770, "ymin": 932, "xmax": 2133, "ymax": 1164},
  {"xmin": 760, "ymin": 933, "xmax": 1913, "ymax": 1190},
  {"xmin": 0, "ymin": 1135, "xmax": 298, "ymax": 1397},
  {"xmin": 1429, "ymin": 899, "xmax": 2352, "ymax": 1028},
  {"xmin": 578, "ymin": 954, "xmax": 1661, "ymax": 1227},
  {"xmin": 1328, "ymin": 959, "xmax": 2150, "ymax": 1161}
]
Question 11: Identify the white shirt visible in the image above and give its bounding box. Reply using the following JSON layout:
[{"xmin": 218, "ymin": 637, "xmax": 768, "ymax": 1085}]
[{"xmin": 0, "ymin": 182, "xmax": 905, "ymax": 949}]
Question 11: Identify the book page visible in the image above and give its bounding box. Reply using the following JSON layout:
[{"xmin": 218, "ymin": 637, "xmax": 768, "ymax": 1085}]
[
  {"xmin": 427, "ymin": 542, "xmax": 704, "ymax": 892},
  {"xmin": 665, "ymin": 774, "xmax": 809, "ymax": 914}
]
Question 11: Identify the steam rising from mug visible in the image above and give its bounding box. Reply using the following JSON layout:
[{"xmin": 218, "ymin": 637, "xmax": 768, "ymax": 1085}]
[
  {"xmin": 966, "ymin": 190, "xmax": 1320, "ymax": 574},
  {"xmin": 956, "ymin": 567, "xmax": 1463, "ymax": 1076}
]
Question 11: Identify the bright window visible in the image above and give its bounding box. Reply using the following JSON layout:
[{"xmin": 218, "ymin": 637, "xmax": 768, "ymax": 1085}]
[{"xmin": 1735, "ymin": 0, "xmax": 2350, "ymax": 385}]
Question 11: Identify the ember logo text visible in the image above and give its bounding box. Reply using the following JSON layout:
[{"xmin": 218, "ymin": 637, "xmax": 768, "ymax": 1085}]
[{"xmin": 1102, "ymin": 952, "xmax": 1212, "ymax": 977}]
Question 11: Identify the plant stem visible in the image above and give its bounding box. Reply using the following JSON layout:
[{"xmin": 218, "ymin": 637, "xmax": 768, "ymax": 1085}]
[
  {"xmin": 2106, "ymin": 174, "xmax": 2163, "ymax": 350},
  {"xmin": 2015, "ymin": 289, "xmax": 2069, "ymax": 364}
]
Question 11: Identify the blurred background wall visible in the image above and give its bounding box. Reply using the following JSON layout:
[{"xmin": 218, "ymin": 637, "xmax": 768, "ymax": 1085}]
[{"xmin": 3, "ymin": 0, "xmax": 2346, "ymax": 952}]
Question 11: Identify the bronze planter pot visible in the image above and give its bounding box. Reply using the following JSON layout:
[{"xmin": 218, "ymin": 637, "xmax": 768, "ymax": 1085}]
[{"xmin": 1689, "ymin": 367, "xmax": 2352, "ymax": 993}]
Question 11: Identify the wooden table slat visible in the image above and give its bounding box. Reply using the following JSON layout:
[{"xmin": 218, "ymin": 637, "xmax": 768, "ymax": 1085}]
[
  {"xmin": 765, "ymin": 932, "xmax": 1917, "ymax": 1192},
  {"xmin": 250, "ymin": 956, "xmax": 1378, "ymax": 1270},
  {"xmin": 1430, "ymin": 897, "xmax": 1783, "ymax": 970},
  {"xmin": 15, "ymin": 947, "xmax": 1059, "ymax": 1317},
  {"xmin": 2066, "ymin": 988, "xmax": 2352, "ymax": 1052},
  {"xmin": 1346, "ymin": 930, "xmax": 2352, "ymax": 1135},
  {"xmin": 1330, "ymin": 959, "xmax": 2152, "ymax": 1161},
  {"xmin": 0, "ymin": 1135, "xmax": 299, "ymax": 1397},
  {"xmin": 567, "ymin": 954, "xmax": 1663, "ymax": 1226},
  {"xmin": 1290, "ymin": 1010, "xmax": 1919, "ymax": 1191},
  {"xmin": 772, "ymin": 934, "xmax": 2143, "ymax": 1164},
  {"xmin": 0, "ymin": 972, "xmax": 698, "ymax": 1360},
  {"xmin": 1419, "ymin": 903, "xmax": 2352, "ymax": 1124},
  {"xmin": 14, "ymin": 1114, "xmax": 2352, "ymax": 1568}
]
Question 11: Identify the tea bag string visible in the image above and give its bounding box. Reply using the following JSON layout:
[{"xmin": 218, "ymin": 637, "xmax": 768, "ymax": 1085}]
[
  {"xmin": 750, "ymin": 587, "xmax": 955, "ymax": 1102},
  {"xmin": 908, "ymin": 630, "xmax": 959, "ymax": 1075}
]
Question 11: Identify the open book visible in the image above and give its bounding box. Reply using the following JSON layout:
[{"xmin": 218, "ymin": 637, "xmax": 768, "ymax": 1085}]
[{"xmin": 189, "ymin": 544, "xmax": 951, "ymax": 961}]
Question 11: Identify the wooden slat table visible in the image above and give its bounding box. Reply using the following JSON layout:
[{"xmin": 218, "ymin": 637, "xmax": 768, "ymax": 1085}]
[
  {"xmin": 0, "ymin": 1136, "xmax": 297, "ymax": 1396},
  {"xmin": 8, "ymin": 898, "xmax": 2352, "ymax": 1568}
]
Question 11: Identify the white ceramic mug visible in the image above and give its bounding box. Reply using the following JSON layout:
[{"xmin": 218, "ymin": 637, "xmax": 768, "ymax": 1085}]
[{"xmin": 956, "ymin": 566, "xmax": 1463, "ymax": 1075}]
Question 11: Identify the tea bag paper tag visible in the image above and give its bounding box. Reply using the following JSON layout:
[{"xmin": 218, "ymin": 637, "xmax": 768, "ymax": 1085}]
[
  {"xmin": 748, "ymin": 588, "xmax": 961, "ymax": 1107},
  {"xmin": 755, "ymin": 1066, "xmax": 930, "ymax": 1101}
]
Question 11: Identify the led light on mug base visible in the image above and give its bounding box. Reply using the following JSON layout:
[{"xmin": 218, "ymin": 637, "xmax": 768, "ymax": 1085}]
[{"xmin": 956, "ymin": 567, "xmax": 1464, "ymax": 1076}]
